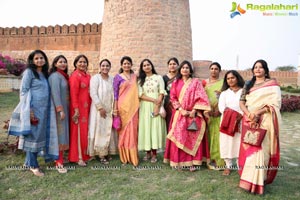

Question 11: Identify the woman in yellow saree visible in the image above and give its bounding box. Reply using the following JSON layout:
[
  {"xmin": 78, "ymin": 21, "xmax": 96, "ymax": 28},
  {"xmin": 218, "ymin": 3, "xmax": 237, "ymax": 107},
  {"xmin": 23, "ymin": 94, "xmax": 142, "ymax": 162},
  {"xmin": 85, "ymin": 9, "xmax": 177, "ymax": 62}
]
[
  {"xmin": 239, "ymin": 59, "xmax": 281, "ymax": 195},
  {"xmin": 202, "ymin": 62, "xmax": 225, "ymax": 169},
  {"xmin": 113, "ymin": 56, "xmax": 139, "ymax": 166}
]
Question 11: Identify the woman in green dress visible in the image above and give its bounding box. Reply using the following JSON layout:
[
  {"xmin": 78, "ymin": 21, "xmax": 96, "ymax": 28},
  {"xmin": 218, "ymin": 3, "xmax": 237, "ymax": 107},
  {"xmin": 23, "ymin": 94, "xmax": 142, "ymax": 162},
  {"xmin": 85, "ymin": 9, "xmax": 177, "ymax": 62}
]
[
  {"xmin": 138, "ymin": 59, "xmax": 167, "ymax": 163},
  {"xmin": 202, "ymin": 62, "xmax": 225, "ymax": 169}
]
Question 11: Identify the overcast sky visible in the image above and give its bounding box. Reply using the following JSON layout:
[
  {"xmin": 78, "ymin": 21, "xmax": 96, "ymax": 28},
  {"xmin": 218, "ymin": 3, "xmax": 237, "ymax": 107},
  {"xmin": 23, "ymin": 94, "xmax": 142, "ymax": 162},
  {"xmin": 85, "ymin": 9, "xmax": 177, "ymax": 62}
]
[{"xmin": 0, "ymin": 0, "xmax": 299, "ymax": 70}]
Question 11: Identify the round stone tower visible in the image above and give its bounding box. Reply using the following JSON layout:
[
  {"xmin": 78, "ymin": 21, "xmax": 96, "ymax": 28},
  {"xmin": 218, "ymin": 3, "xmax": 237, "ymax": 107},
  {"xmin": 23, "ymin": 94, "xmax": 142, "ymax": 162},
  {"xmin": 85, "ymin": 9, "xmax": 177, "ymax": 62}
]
[{"xmin": 100, "ymin": 0, "xmax": 192, "ymax": 74}]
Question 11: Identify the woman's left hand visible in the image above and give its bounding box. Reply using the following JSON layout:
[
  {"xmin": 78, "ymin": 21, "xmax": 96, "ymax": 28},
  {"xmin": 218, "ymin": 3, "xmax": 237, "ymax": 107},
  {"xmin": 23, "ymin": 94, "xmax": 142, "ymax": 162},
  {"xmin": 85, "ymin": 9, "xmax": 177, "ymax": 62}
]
[{"xmin": 153, "ymin": 105, "xmax": 159, "ymax": 116}]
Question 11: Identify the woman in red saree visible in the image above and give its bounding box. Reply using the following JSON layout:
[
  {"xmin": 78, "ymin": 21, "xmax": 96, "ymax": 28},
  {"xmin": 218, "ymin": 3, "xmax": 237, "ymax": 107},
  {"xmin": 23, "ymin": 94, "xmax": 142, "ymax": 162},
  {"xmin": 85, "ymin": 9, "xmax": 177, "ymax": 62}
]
[
  {"xmin": 163, "ymin": 60, "xmax": 211, "ymax": 171},
  {"xmin": 113, "ymin": 56, "xmax": 139, "ymax": 166},
  {"xmin": 68, "ymin": 55, "xmax": 91, "ymax": 166},
  {"xmin": 239, "ymin": 59, "xmax": 281, "ymax": 195}
]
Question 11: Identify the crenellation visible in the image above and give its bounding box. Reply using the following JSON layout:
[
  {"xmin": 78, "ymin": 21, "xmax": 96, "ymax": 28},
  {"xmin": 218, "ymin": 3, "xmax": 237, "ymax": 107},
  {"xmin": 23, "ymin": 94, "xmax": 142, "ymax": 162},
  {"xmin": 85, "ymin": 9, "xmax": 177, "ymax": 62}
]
[
  {"xmin": 47, "ymin": 26, "xmax": 54, "ymax": 35},
  {"xmin": 32, "ymin": 26, "xmax": 39, "ymax": 35},
  {"xmin": 18, "ymin": 27, "xmax": 24, "ymax": 35}
]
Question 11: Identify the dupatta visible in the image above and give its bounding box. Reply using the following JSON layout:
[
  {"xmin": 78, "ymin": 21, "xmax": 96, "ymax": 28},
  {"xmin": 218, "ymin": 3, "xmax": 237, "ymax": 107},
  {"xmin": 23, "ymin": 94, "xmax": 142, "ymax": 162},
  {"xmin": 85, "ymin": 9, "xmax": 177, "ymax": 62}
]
[{"xmin": 167, "ymin": 78, "xmax": 210, "ymax": 156}]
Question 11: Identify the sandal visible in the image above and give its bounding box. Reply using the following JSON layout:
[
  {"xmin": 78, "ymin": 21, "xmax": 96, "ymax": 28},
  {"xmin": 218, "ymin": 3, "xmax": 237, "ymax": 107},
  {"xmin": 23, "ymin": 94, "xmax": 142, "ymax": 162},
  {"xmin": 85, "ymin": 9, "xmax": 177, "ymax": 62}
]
[
  {"xmin": 100, "ymin": 158, "xmax": 109, "ymax": 165},
  {"xmin": 189, "ymin": 166, "xmax": 196, "ymax": 172},
  {"xmin": 78, "ymin": 160, "xmax": 87, "ymax": 167},
  {"xmin": 143, "ymin": 154, "xmax": 151, "ymax": 161},
  {"xmin": 222, "ymin": 168, "xmax": 231, "ymax": 176},
  {"xmin": 56, "ymin": 164, "xmax": 67, "ymax": 174},
  {"xmin": 105, "ymin": 156, "xmax": 113, "ymax": 161},
  {"xmin": 30, "ymin": 168, "xmax": 44, "ymax": 177},
  {"xmin": 150, "ymin": 157, "xmax": 157, "ymax": 163}
]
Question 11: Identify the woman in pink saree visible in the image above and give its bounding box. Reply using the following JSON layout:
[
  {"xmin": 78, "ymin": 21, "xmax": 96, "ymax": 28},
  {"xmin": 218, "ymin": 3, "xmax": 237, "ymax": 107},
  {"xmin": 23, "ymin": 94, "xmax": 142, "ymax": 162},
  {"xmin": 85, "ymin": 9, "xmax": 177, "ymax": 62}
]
[
  {"xmin": 164, "ymin": 60, "xmax": 211, "ymax": 171},
  {"xmin": 113, "ymin": 56, "xmax": 139, "ymax": 166},
  {"xmin": 239, "ymin": 59, "xmax": 281, "ymax": 195}
]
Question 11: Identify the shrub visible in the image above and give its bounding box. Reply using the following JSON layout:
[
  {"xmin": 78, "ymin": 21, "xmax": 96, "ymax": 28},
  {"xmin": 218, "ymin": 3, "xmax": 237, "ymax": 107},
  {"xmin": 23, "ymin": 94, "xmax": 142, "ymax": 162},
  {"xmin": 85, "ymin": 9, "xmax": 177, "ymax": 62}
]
[
  {"xmin": 0, "ymin": 54, "xmax": 26, "ymax": 76},
  {"xmin": 281, "ymin": 95, "xmax": 300, "ymax": 112}
]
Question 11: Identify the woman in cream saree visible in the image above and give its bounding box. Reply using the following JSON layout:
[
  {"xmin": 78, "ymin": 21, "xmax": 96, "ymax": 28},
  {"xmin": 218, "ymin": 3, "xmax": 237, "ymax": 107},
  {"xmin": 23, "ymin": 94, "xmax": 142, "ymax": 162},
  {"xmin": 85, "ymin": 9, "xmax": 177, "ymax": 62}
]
[{"xmin": 239, "ymin": 59, "xmax": 281, "ymax": 195}]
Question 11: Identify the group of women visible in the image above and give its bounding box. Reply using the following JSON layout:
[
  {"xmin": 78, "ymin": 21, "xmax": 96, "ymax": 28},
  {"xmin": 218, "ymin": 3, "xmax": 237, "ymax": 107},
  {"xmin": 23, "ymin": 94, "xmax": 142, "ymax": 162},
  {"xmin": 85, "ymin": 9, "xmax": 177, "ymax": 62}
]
[{"xmin": 9, "ymin": 49, "xmax": 281, "ymax": 195}]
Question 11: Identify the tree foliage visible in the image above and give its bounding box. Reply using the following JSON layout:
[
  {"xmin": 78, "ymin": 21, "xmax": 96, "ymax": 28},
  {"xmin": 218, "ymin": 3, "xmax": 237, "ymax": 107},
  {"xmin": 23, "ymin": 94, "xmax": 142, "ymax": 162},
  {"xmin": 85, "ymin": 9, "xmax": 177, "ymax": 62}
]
[{"xmin": 275, "ymin": 65, "xmax": 297, "ymax": 72}]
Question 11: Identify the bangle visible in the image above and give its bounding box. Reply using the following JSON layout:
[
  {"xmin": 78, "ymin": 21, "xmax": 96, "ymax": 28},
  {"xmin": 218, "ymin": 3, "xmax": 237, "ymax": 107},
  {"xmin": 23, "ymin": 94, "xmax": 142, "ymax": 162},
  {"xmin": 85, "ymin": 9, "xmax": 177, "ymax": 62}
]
[{"xmin": 247, "ymin": 113, "xmax": 251, "ymax": 118}]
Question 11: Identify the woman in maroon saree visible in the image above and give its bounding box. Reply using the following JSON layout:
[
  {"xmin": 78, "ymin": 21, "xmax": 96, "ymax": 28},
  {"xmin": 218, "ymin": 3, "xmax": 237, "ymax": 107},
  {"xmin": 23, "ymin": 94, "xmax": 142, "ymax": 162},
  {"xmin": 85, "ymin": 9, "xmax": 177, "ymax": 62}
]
[{"xmin": 163, "ymin": 60, "xmax": 211, "ymax": 171}]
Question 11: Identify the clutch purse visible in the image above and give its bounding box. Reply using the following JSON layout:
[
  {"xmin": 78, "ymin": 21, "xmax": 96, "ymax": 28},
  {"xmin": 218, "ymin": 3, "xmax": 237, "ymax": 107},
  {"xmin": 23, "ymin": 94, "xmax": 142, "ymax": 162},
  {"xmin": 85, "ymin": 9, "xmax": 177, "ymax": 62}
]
[
  {"xmin": 30, "ymin": 117, "xmax": 39, "ymax": 126},
  {"xmin": 187, "ymin": 119, "xmax": 198, "ymax": 131},
  {"xmin": 112, "ymin": 115, "xmax": 122, "ymax": 131},
  {"xmin": 159, "ymin": 106, "xmax": 167, "ymax": 118},
  {"xmin": 242, "ymin": 126, "xmax": 267, "ymax": 147}
]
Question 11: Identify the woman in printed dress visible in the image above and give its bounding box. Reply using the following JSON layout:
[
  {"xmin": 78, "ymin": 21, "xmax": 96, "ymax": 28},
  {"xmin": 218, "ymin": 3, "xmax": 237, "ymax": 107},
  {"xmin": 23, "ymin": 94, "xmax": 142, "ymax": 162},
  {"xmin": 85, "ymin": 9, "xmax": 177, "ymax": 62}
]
[{"xmin": 138, "ymin": 59, "xmax": 167, "ymax": 163}]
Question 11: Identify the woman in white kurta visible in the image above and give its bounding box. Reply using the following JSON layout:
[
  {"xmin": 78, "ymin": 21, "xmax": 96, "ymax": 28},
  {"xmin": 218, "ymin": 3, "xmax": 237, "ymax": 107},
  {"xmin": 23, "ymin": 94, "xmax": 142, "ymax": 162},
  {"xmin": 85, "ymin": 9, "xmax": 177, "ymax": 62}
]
[
  {"xmin": 218, "ymin": 70, "xmax": 244, "ymax": 175},
  {"xmin": 138, "ymin": 59, "xmax": 167, "ymax": 163},
  {"xmin": 88, "ymin": 59, "xmax": 118, "ymax": 164}
]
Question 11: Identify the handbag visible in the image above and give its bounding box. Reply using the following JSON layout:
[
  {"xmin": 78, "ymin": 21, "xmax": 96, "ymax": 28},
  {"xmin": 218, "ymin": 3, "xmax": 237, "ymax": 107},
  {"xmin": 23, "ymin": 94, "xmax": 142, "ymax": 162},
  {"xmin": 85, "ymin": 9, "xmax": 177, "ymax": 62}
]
[
  {"xmin": 159, "ymin": 106, "xmax": 167, "ymax": 118},
  {"xmin": 112, "ymin": 115, "xmax": 122, "ymax": 131},
  {"xmin": 187, "ymin": 118, "xmax": 198, "ymax": 131},
  {"xmin": 242, "ymin": 126, "xmax": 267, "ymax": 147},
  {"xmin": 30, "ymin": 117, "xmax": 39, "ymax": 126}
]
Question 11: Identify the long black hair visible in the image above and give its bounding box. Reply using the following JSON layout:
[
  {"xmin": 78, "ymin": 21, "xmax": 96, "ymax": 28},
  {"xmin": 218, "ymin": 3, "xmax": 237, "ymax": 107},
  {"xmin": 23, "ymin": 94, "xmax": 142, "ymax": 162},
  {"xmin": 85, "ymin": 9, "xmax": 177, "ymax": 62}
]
[
  {"xmin": 176, "ymin": 60, "xmax": 194, "ymax": 79},
  {"xmin": 138, "ymin": 58, "xmax": 157, "ymax": 87},
  {"xmin": 26, "ymin": 49, "xmax": 49, "ymax": 79},
  {"xmin": 49, "ymin": 55, "xmax": 68, "ymax": 75},
  {"xmin": 220, "ymin": 70, "xmax": 245, "ymax": 92},
  {"xmin": 119, "ymin": 56, "xmax": 134, "ymax": 74},
  {"xmin": 245, "ymin": 59, "xmax": 270, "ymax": 94}
]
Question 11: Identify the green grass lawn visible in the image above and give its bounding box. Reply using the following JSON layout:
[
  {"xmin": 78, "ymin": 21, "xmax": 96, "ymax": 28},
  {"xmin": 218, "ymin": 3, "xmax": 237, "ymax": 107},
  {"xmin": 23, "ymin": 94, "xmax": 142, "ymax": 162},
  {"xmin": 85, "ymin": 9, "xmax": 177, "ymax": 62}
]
[{"xmin": 0, "ymin": 92, "xmax": 299, "ymax": 200}]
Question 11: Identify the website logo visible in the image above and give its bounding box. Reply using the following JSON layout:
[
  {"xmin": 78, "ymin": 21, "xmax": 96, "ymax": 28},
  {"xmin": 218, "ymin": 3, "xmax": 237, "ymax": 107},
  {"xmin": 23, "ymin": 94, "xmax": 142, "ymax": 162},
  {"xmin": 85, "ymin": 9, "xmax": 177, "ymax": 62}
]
[{"xmin": 230, "ymin": 2, "xmax": 246, "ymax": 18}]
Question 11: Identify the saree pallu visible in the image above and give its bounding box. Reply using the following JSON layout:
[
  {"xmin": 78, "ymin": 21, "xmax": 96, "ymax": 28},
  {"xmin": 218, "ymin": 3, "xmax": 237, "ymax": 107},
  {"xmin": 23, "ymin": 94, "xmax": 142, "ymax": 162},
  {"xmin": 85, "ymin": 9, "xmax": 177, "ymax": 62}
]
[
  {"xmin": 164, "ymin": 78, "xmax": 211, "ymax": 167},
  {"xmin": 238, "ymin": 79, "xmax": 281, "ymax": 195},
  {"xmin": 115, "ymin": 74, "xmax": 139, "ymax": 166},
  {"xmin": 203, "ymin": 79, "xmax": 224, "ymax": 166}
]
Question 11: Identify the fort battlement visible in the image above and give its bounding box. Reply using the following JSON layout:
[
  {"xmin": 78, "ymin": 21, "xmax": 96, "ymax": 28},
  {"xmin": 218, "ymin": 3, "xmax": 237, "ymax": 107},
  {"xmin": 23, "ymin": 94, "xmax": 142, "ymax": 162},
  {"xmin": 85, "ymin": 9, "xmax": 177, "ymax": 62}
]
[{"xmin": 0, "ymin": 23, "xmax": 102, "ymax": 52}]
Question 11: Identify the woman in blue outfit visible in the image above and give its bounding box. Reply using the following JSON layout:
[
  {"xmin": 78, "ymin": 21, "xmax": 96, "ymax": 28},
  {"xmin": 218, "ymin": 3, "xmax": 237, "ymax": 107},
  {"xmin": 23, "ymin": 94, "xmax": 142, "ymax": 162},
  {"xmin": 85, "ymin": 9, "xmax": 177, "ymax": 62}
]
[{"xmin": 10, "ymin": 50, "xmax": 59, "ymax": 176}]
